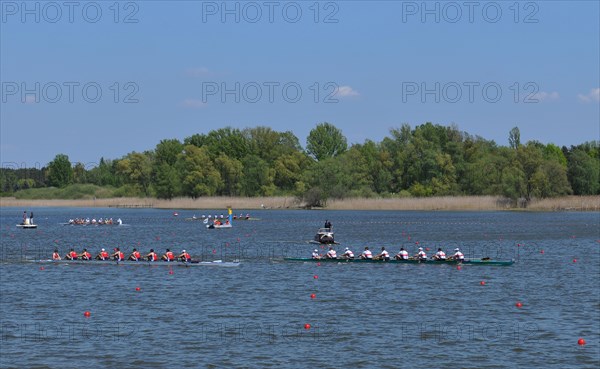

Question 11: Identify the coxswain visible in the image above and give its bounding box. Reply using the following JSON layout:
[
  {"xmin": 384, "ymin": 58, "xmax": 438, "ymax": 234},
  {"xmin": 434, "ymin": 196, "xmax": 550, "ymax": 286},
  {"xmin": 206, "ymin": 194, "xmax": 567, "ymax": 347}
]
[
  {"xmin": 311, "ymin": 249, "xmax": 321, "ymax": 259},
  {"xmin": 65, "ymin": 248, "xmax": 78, "ymax": 260},
  {"xmin": 162, "ymin": 248, "xmax": 175, "ymax": 262},
  {"xmin": 79, "ymin": 248, "xmax": 92, "ymax": 260},
  {"xmin": 415, "ymin": 247, "xmax": 427, "ymax": 261},
  {"xmin": 360, "ymin": 247, "xmax": 373, "ymax": 259},
  {"xmin": 146, "ymin": 249, "xmax": 158, "ymax": 261},
  {"xmin": 52, "ymin": 249, "xmax": 61, "ymax": 260},
  {"xmin": 178, "ymin": 249, "xmax": 191, "ymax": 262},
  {"xmin": 374, "ymin": 247, "xmax": 390, "ymax": 261},
  {"xmin": 452, "ymin": 248, "xmax": 465, "ymax": 261},
  {"xmin": 342, "ymin": 247, "xmax": 354, "ymax": 259},
  {"xmin": 96, "ymin": 248, "xmax": 109, "ymax": 260},
  {"xmin": 433, "ymin": 248, "xmax": 446, "ymax": 260},
  {"xmin": 129, "ymin": 248, "xmax": 142, "ymax": 261},
  {"xmin": 326, "ymin": 246, "xmax": 337, "ymax": 259},
  {"xmin": 111, "ymin": 248, "xmax": 125, "ymax": 261},
  {"xmin": 395, "ymin": 247, "xmax": 409, "ymax": 260}
]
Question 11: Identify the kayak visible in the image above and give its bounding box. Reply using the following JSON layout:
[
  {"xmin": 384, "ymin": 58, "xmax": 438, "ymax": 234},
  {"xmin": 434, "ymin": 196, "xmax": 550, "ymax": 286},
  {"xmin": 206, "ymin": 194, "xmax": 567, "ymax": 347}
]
[
  {"xmin": 31, "ymin": 259, "xmax": 240, "ymax": 267},
  {"xmin": 283, "ymin": 257, "xmax": 514, "ymax": 266}
]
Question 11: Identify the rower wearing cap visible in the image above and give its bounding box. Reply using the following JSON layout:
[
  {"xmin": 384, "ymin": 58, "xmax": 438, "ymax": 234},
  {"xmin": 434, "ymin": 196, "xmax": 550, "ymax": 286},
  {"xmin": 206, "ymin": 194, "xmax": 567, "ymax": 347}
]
[
  {"xmin": 452, "ymin": 248, "xmax": 464, "ymax": 261},
  {"xmin": 395, "ymin": 247, "xmax": 409, "ymax": 260},
  {"xmin": 146, "ymin": 249, "xmax": 158, "ymax": 261},
  {"xmin": 52, "ymin": 249, "xmax": 61, "ymax": 260},
  {"xmin": 374, "ymin": 247, "xmax": 390, "ymax": 261},
  {"xmin": 326, "ymin": 246, "xmax": 337, "ymax": 259},
  {"xmin": 415, "ymin": 247, "xmax": 427, "ymax": 261},
  {"xmin": 65, "ymin": 248, "xmax": 78, "ymax": 260},
  {"xmin": 96, "ymin": 248, "xmax": 109, "ymax": 260},
  {"xmin": 433, "ymin": 248, "xmax": 446, "ymax": 260},
  {"xmin": 360, "ymin": 247, "xmax": 373, "ymax": 259},
  {"xmin": 178, "ymin": 250, "xmax": 191, "ymax": 262},
  {"xmin": 342, "ymin": 247, "xmax": 354, "ymax": 259},
  {"xmin": 111, "ymin": 248, "xmax": 125, "ymax": 261},
  {"xmin": 162, "ymin": 248, "xmax": 175, "ymax": 262},
  {"xmin": 311, "ymin": 249, "xmax": 321, "ymax": 259},
  {"xmin": 79, "ymin": 248, "xmax": 92, "ymax": 260},
  {"xmin": 129, "ymin": 248, "xmax": 142, "ymax": 261}
]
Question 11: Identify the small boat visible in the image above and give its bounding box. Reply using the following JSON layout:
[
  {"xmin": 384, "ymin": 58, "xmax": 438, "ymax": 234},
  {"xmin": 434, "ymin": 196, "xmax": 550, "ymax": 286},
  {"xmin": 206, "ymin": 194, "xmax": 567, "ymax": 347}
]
[
  {"xmin": 16, "ymin": 224, "xmax": 37, "ymax": 229},
  {"xmin": 32, "ymin": 259, "xmax": 240, "ymax": 267},
  {"xmin": 312, "ymin": 228, "xmax": 336, "ymax": 244},
  {"xmin": 206, "ymin": 223, "xmax": 232, "ymax": 229},
  {"xmin": 283, "ymin": 257, "xmax": 515, "ymax": 266}
]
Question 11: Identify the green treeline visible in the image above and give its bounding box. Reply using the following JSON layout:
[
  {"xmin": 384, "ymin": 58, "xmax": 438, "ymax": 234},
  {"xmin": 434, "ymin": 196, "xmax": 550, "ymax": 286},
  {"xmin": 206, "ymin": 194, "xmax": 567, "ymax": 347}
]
[{"xmin": 1, "ymin": 123, "xmax": 598, "ymax": 205}]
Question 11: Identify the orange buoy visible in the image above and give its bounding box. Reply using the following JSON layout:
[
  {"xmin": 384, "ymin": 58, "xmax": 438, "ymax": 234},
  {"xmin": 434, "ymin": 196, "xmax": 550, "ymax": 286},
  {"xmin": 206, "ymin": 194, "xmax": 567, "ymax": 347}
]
[
  {"xmin": 310, "ymin": 293, "xmax": 316, "ymax": 299},
  {"xmin": 480, "ymin": 281, "xmax": 485, "ymax": 286},
  {"xmin": 578, "ymin": 338, "xmax": 586, "ymax": 345},
  {"xmin": 313, "ymin": 275, "xmax": 318, "ymax": 279},
  {"xmin": 515, "ymin": 302, "xmax": 523, "ymax": 308},
  {"xmin": 83, "ymin": 311, "xmax": 91, "ymax": 317},
  {"xmin": 304, "ymin": 323, "xmax": 311, "ymax": 330}
]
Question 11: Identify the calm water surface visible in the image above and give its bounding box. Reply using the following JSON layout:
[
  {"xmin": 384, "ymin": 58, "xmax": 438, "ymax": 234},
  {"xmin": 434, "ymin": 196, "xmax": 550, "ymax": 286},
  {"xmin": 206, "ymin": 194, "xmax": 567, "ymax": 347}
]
[{"xmin": 0, "ymin": 207, "xmax": 598, "ymax": 368}]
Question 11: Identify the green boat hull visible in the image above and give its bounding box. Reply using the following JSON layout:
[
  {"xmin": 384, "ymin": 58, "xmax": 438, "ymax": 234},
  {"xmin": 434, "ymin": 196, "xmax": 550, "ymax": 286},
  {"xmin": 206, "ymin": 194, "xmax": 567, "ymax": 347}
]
[{"xmin": 283, "ymin": 257, "xmax": 514, "ymax": 266}]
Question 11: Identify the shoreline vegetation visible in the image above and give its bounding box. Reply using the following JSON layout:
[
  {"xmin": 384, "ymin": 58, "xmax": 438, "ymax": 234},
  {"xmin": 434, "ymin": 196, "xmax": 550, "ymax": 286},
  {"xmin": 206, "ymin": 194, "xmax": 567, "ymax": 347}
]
[{"xmin": 1, "ymin": 195, "xmax": 598, "ymax": 211}]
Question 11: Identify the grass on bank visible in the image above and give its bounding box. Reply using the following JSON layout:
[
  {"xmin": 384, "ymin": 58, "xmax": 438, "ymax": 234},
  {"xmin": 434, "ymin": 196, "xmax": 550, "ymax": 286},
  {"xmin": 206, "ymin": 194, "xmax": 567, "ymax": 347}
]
[{"xmin": 8, "ymin": 184, "xmax": 119, "ymax": 200}]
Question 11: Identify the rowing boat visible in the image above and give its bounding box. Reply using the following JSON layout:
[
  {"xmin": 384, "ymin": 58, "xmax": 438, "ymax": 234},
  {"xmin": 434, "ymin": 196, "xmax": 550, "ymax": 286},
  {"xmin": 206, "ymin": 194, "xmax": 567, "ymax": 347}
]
[
  {"xmin": 31, "ymin": 259, "xmax": 240, "ymax": 267},
  {"xmin": 283, "ymin": 257, "xmax": 514, "ymax": 266}
]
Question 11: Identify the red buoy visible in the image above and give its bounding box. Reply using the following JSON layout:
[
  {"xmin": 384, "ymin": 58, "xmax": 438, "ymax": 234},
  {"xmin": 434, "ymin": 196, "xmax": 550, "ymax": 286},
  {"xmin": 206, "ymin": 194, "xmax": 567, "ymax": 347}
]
[
  {"xmin": 135, "ymin": 287, "xmax": 141, "ymax": 291},
  {"xmin": 304, "ymin": 323, "xmax": 311, "ymax": 330},
  {"xmin": 316, "ymin": 262, "xmax": 321, "ymax": 266},
  {"xmin": 480, "ymin": 281, "xmax": 485, "ymax": 286},
  {"xmin": 540, "ymin": 250, "xmax": 544, "ymax": 254},
  {"xmin": 456, "ymin": 265, "xmax": 462, "ymax": 270},
  {"xmin": 39, "ymin": 267, "xmax": 44, "ymax": 271},
  {"xmin": 578, "ymin": 338, "xmax": 586, "ymax": 345},
  {"xmin": 83, "ymin": 311, "xmax": 91, "ymax": 317},
  {"xmin": 515, "ymin": 302, "xmax": 523, "ymax": 308},
  {"xmin": 425, "ymin": 247, "xmax": 430, "ymax": 251},
  {"xmin": 169, "ymin": 270, "xmax": 174, "ymax": 275},
  {"xmin": 313, "ymin": 275, "xmax": 318, "ymax": 279},
  {"xmin": 573, "ymin": 259, "xmax": 577, "ymax": 263},
  {"xmin": 310, "ymin": 293, "xmax": 316, "ymax": 299}
]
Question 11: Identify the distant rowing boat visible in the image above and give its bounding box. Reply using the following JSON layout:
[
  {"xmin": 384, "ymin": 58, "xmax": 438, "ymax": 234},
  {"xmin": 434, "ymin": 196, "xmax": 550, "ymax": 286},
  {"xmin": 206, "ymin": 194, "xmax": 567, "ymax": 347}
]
[
  {"xmin": 283, "ymin": 257, "xmax": 514, "ymax": 266},
  {"xmin": 32, "ymin": 259, "xmax": 240, "ymax": 267}
]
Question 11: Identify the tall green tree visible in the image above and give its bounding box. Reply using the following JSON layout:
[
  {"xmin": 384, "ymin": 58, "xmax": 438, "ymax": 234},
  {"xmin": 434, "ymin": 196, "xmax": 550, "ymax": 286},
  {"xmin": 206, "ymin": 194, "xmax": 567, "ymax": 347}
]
[
  {"xmin": 47, "ymin": 154, "xmax": 73, "ymax": 188},
  {"xmin": 306, "ymin": 122, "xmax": 348, "ymax": 161},
  {"xmin": 178, "ymin": 145, "xmax": 221, "ymax": 198},
  {"xmin": 568, "ymin": 149, "xmax": 599, "ymax": 195},
  {"xmin": 509, "ymin": 127, "xmax": 521, "ymax": 149}
]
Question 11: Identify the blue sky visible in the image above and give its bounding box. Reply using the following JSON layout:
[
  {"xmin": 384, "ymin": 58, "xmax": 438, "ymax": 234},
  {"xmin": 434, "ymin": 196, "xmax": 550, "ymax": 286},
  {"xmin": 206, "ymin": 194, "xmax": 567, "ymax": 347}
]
[{"xmin": 1, "ymin": 0, "xmax": 599, "ymax": 167}]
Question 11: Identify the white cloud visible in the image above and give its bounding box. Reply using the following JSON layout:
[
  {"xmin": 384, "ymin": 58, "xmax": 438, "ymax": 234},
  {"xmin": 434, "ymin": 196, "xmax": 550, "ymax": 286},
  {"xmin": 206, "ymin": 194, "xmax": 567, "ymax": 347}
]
[
  {"xmin": 180, "ymin": 99, "xmax": 207, "ymax": 108},
  {"xmin": 185, "ymin": 67, "xmax": 211, "ymax": 77},
  {"xmin": 577, "ymin": 88, "xmax": 600, "ymax": 103},
  {"xmin": 531, "ymin": 91, "xmax": 559, "ymax": 102},
  {"xmin": 335, "ymin": 85, "xmax": 359, "ymax": 98}
]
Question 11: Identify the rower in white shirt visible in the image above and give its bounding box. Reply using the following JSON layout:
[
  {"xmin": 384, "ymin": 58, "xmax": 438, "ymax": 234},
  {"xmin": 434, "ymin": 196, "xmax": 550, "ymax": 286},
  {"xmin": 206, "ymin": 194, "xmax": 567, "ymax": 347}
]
[
  {"xmin": 342, "ymin": 247, "xmax": 354, "ymax": 259},
  {"xmin": 415, "ymin": 247, "xmax": 427, "ymax": 261},
  {"xmin": 395, "ymin": 247, "xmax": 409, "ymax": 260},
  {"xmin": 452, "ymin": 248, "xmax": 465, "ymax": 261},
  {"xmin": 433, "ymin": 248, "xmax": 446, "ymax": 260},
  {"xmin": 374, "ymin": 247, "xmax": 390, "ymax": 261},
  {"xmin": 360, "ymin": 247, "xmax": 373, "ymax": 259},
  {"xmin": 311, "ymin": 249, "xmax": 321, "ymax": 259},
  {"xmin": 326, "ymin": 246, "xmax": 337, "ymax": 259}
]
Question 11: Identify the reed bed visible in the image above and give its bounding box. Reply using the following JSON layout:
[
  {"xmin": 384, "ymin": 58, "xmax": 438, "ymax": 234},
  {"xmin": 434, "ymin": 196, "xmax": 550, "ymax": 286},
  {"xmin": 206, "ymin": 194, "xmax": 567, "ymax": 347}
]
[{"xmin": 1, "ymin": 195, "xmax": 598, "ymax": 211}]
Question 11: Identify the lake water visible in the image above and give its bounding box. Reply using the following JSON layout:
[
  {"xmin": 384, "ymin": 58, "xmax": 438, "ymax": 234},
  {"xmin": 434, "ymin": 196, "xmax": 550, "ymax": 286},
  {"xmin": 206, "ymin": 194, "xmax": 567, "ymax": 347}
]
[{"xmin": 0, "ymin": 207, "xmax": 598, "ymax": 368}]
